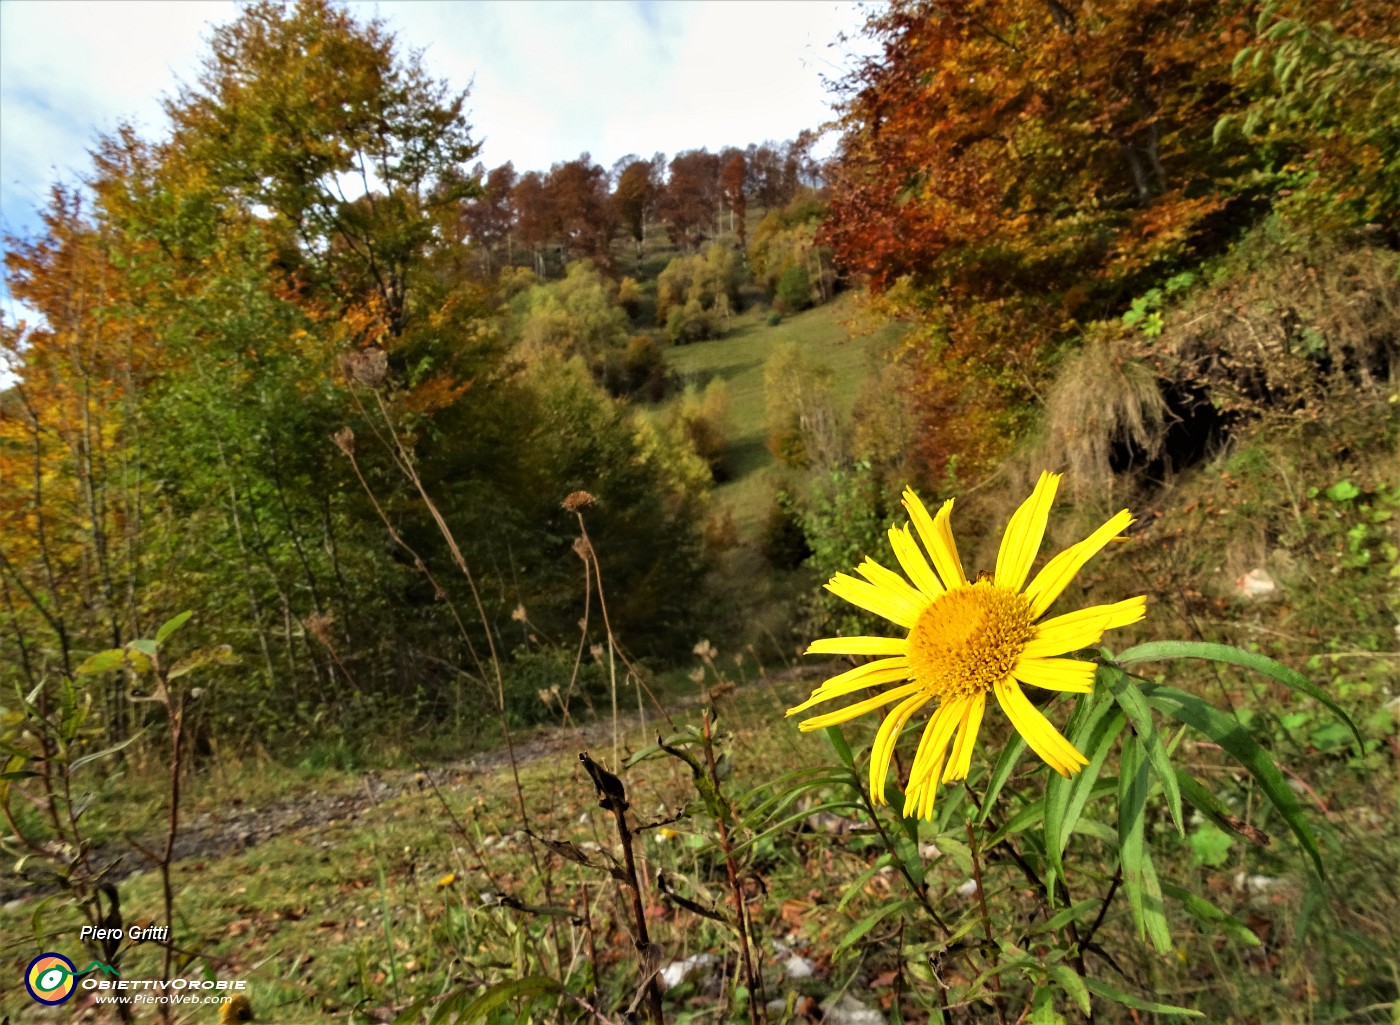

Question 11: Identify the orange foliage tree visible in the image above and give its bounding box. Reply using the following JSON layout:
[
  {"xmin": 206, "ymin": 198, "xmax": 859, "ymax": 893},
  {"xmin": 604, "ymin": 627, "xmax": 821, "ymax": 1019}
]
[{"xmin": 823, "ymin": 0, "xmax": 1273, "ymax": 481}]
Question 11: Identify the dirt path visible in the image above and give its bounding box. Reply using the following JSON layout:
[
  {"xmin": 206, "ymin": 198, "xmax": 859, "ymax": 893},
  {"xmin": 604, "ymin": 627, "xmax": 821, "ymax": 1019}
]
[
  {"xmin": 0, "ymin": 716, "xmax": 621, "ymax": 906},
  {"xmin": 2, "ymin": 668, "xmax": 820, "ymax": 905}
]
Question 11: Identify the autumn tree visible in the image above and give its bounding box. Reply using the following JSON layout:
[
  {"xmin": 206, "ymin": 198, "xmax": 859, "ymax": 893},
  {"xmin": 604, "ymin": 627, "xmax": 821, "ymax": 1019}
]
[
  {"xmin": 461, "ymin": 161, "xmax": 517, "ymax": 273},
  {"xmin": 824, "ymin": 0, "xmax": 1267, "ymax": 479},
  {"xmin": 547, "ymin": 154, "xmax": 615, "ymax": 264},
  {"xmin": 749, "ymin": 190, "xmax": 834, "ymax": 306},
  {"xmin": 512, "ymin": 170, "xmax": 556, "ymax": 276},
  {"xmin": 612, "ymin": 156, "xmax": 659, "ymax": 257},
  {"xmin": 1, "ymin": 189, "xmax": 155, "ymax": 741},
  {"xmin": 659, "ymin": 149, "xmax": 721, "ymax": 248},
  {"xmin": 745, "ymin": 142, "xmax": 793, "ymax": 210},
  {"xmin": 720, "ymin": 149, "xmax": 748, "ymax": 243},
  {"xmin": 164, "ymin": 0, "xmax": 482, "ymax": 338}
]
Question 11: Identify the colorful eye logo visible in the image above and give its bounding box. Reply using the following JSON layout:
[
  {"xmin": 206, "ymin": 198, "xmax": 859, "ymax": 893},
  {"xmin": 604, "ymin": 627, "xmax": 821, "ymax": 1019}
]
[{"xmin": 25, "ymin": 952, "xmax": 77, "ymax": 1005}]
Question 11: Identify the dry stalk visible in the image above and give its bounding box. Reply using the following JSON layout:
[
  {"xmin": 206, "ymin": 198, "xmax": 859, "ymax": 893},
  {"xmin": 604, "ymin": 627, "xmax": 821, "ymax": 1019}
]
[{"xmin": 701, "ymin": 709, "xmax": 764, "ymax": 1025}]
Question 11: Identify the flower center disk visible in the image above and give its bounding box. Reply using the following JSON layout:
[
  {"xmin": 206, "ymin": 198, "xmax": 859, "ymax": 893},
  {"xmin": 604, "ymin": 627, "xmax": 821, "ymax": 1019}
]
[{"xmin": 906, "ymin": 581, "xmax": 1034, "ymax": 701}]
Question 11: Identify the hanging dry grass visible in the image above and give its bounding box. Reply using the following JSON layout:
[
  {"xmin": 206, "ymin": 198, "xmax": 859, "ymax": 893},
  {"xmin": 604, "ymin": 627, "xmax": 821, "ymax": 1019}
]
[{"xmin": 1038, "ymin": 340, "xmax": 1169, "ymax": 500}]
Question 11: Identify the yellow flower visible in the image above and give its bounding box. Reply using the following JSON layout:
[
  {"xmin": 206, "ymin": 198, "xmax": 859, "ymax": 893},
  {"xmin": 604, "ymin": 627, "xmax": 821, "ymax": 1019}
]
[{"xmin": 789, "ymin": 472, "xmax": 1146, "ymax": 820}]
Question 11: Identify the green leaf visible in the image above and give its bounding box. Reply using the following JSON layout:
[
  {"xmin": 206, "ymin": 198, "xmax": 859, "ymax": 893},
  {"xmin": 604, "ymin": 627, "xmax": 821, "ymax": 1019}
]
[
  {"xmin": 127, "ymin": 638, "xmax": 158, "ymax": 658},
  {"xmin": 1161, "ymin": 882, "xmax": 1261, "ymax": 946},
  {"xmin": 837, "ymin": 853, "xmax": 895, "ymax": 912},
  {"xmin": 155, "ymin": 611, "xmax": 194, "ymax": 645},
  {"xmin": 1083, "ymin": 976, "xmax": 1202, "ymax": 1016},
  {"xmin": 430, "ymin": 976, "xmax": 562, "ymax": 1025},
  {"xmin": 1048, "ymin": 964, "xmax": 1092, "ymax": 1016},
  {"xmin": 1117, "ymin": 735, "xmax": 1173, "ymax": 953},
  {"xmin": 1044, "ymin": 684, "xmax": 1123, "ymax": 897},
  {"xmin": 1175, "ymin": 770, "xmax": 1267, "ymax": 847},
  {"xmin": 1038, "ymin": 899, "xmax": 1100, "ymax": 935},
  {"xmin": 978, "ymin": 731, "xmax": 1026, "ymax": 824},
  {"xmin": 1188, "ymin": 821, "xmax": 1234, "ymax": 867},
  {"xmin": 1113, "ymin": 641, "xmax": 1362, "ymax": 750},
  {"xmin": 70, "ymin": 732, "xmax": 145, "ymax": 773},
  {"xmin": 927, "ymin": 835, "xmax": 974, "ymax": 878},
  {"xmin": 997, "ymin": 776, "xmax": 1117, "ymax": 847},
  {"xmin": 1323, "ymin": 479, "xmax": 1360, "ymax": 502},
  {"xmin": 824, "ymin": 725, "xmax": 855, "ymax": 770},
  {"xmin": 1138, "ymin": 845, "xmax": 1172, "ymax": 953},
  {"xmin": 833, "ymin": 899, "xmax": 912, "ymax": 960},
  {"xmin": 1105, "ymin": 667, "xmax": 1184, "ymax": 834},
  {"xmin": 1142, "ymin": 681, "xmax": 1322, "ymax": 876},
  {"xmin": 75, "ymin": 649, "xmax": 127, "ymax": 676},
  {"xmin": 1030, "ymin": 986, "xmax": 1068, "ymax": 1025}
]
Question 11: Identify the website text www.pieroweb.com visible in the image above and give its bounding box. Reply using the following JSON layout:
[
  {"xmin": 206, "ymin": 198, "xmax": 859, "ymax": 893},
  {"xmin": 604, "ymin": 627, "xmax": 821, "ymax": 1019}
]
[{"xmin": 23, "ymin": 949, "xmax": 249, "ymax": 1010}]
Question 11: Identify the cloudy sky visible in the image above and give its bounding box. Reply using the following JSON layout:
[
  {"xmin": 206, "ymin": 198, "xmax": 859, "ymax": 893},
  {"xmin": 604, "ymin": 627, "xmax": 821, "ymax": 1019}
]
[{"xmin": 0, "ymin": 0, "xmax": 874, "ymax": 247}]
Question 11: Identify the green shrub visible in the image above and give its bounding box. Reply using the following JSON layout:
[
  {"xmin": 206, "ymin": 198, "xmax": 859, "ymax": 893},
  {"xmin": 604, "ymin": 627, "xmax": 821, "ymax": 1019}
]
[
  {"xmin": 760, "ymin": 491, "xmax": 811, "ymax": 569},
  {"xmin": 775, "ymin": 264, "xmax": 813, "ymax": 313},
  {"xmin": 656, "ymin": 244, "xmax": 741, "ymax": 341},
  {"xmin": 502, "ymin": 645, "xmax": 608, "ymax": 726}
]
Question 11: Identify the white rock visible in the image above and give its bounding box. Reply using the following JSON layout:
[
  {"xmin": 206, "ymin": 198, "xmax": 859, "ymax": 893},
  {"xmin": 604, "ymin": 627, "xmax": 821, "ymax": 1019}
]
[
  {"xmin": 660, "ymin": 953, "xmax": 719, "ymax": 990},
  {"xmin": 1233, "ymin": 871, "xmax": 1283, "ymax": 894},
  {"xmin": 783, "ymin": 954, "xmax": 816, "ymax": 980},
  {"xmin": 1235, "ymin": 568, "xmax": 1277, "ymax": 598},
  {"xmin": 822, "ymin": 992, "xmax": 886, "ymax": 1025}
]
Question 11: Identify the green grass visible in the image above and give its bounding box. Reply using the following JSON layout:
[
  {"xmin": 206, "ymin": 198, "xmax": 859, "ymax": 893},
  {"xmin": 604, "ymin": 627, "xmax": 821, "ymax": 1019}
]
[{"xmin": 663, "ymin": 292, "xmax": 907, "ymax": 534}]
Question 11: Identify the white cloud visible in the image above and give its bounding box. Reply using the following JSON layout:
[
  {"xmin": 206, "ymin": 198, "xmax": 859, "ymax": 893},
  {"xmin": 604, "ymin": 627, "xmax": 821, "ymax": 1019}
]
[
  {"xmin": 0, "ymin": 0, "xmax": 876, "ymax": 244},
  {"xmin": 0, "ymin": 0, "xmax": 236, "ymax": 239},
  {"xmin": 378, "ymin": 1, "xmax": 871, "ymax": 172}
]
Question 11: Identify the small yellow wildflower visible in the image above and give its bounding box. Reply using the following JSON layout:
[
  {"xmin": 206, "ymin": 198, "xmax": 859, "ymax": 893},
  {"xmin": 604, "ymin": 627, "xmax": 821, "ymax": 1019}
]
[{"xmin": 790, "ymin": 472, "xmax": 1146, "ymax": 819}]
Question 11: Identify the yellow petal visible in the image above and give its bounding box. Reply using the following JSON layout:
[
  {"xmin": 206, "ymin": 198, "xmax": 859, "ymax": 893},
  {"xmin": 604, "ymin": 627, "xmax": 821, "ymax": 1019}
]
[
  {"xmin": 796, "ymin": 682, "xmax": 922, "ymax": 732},
  {"xmin": 1022, "ymin": 597, "xmax": 1147, "ymax": 658},
  {"xmin": 826, "ymin": 572, "xmax": 921, "ymax": 629},
  {"xmin": 1023, "ymin": 510, "xmax": 1135, "ymax": 618},
  {"xmin": 855, "ymin": 556, "xmax": 930, "ymax": 616},
  {"xmin": 903, "ymin": 488, "xmax": 967, "ymax": 589},
  {"xmin": 806, "ymin": 636, "xmax": 909, "ymax": 657},
  {"xmin": 902, "ymin": 697, "xmax": 964, "ymax": 818},
  {"xmin": 993, "ymin": 676, "xmax": 1089, "ymax": 777},
  {"xmin": 941, "ymin": 691, "xmax": 987, "ymax": 783},
  {"xmin": 1013, "ymin": 656, "xmax": 1097, "ymax": 693},
  {"xmin": 887, "ymin": 525, "xmax": 944, "ymax": 600},
  {"xmin": 786, "ymin": 658, "xmax": 912, "ymax": 715},
  {"xmin": 870, "ymin": 692, "xmax": 930, "ymax": 805},
  {"xmin": 994, "ymin": 471, "xmax": 1060, "ymax": 592}
]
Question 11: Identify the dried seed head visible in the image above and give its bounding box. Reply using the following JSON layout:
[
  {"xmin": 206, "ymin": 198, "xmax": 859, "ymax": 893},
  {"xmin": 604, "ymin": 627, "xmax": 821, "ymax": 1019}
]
[
  {"xmin": 332, "ymin": 427, "xmax": 355, "ymax": 455},
  {"xmin": 338, "ymin": 347, "xmax": 388, "ymax": 388},
  {"xmin": 305, "ymin": 611, "xmax": 335, "ymax": 645},
  {"xmin": 562, "ymin": 490, "xmax": 596, "ymax": 512},
  {"xmin": 511, "ymin": 604, "xmax": 528, "ymax": 623}
]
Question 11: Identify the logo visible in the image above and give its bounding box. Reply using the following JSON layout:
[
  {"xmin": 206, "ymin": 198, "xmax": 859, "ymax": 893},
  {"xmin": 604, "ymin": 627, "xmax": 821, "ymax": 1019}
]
[{"xmin": 24, "ymin": 953, "xmax": 119, "ymax": 1005}]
